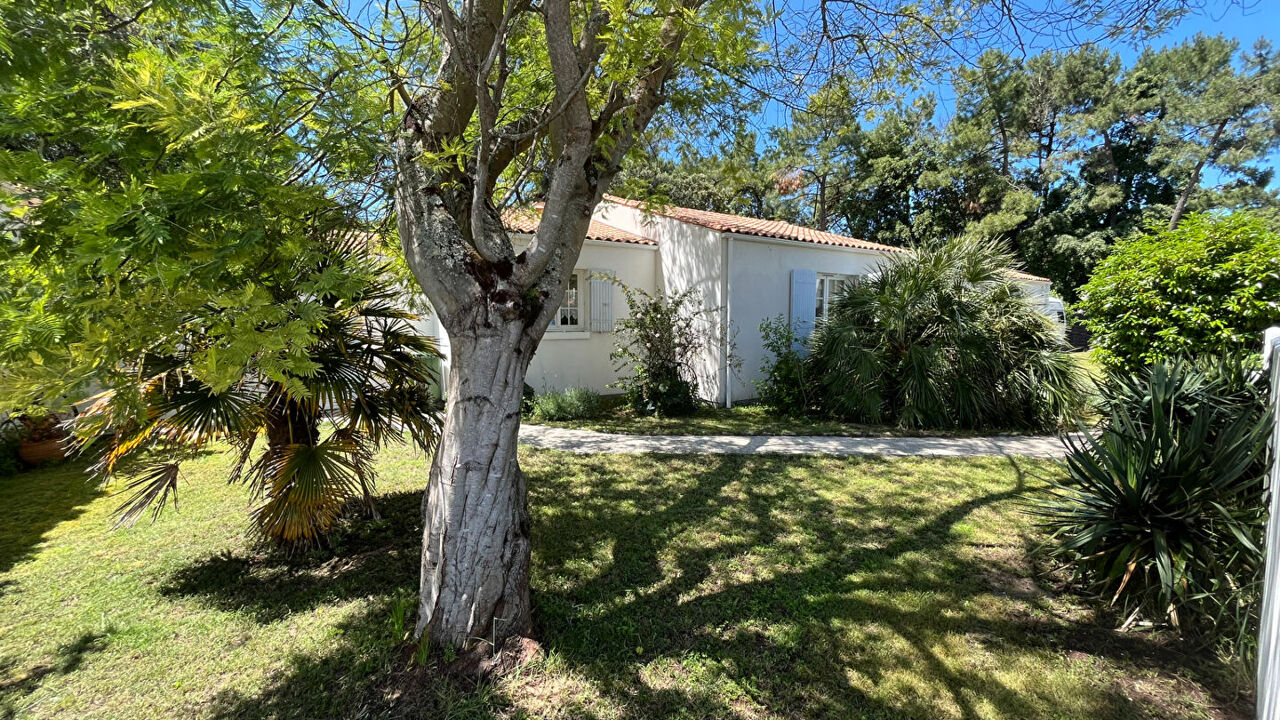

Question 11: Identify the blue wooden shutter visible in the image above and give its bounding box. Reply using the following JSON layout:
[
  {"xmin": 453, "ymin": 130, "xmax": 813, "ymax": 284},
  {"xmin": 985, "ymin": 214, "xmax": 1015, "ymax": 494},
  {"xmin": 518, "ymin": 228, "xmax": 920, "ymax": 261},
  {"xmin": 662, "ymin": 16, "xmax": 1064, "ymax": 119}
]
[
  {"xmin": 789, "ymin": 268, "xmax": 817, "ymax": 346},
  {"xmin": 589, "ymin": 271, "xmax": 614, "ymax": 332}
]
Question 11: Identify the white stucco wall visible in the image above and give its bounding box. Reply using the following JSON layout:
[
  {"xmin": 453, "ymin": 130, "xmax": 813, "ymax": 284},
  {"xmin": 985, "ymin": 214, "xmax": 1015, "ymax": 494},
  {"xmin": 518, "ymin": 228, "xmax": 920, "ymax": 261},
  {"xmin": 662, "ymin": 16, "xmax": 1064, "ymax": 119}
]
[
  {"xmin": 413, "ymin": 202, "xmax": 1060, "ymax": 407},
  {"xmin": 596, "ymin": 201, "xmax": 727, "ymax": 404},
  {"xmin": 726, "ymin": 235, "xmax": 893, "ymax": 403},
  {"xmin": 525, "ymin": 239, "xmax": 658, "ymax": 393}
]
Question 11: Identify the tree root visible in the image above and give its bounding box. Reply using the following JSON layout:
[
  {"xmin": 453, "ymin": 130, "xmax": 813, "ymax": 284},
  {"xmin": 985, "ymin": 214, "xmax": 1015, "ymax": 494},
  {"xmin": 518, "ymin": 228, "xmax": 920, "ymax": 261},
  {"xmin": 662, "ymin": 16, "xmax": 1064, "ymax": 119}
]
[{"xmin": 449, "ymin": 635, "xmax": 544, "ymax": 679}]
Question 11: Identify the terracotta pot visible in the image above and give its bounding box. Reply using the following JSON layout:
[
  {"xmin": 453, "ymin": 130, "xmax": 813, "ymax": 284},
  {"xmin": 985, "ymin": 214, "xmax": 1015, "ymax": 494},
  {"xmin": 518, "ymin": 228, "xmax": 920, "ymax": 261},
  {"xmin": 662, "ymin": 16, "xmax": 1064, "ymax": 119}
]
[{"xmin": 18, "ymin": 438, "xmax": 64, "ymax": 466}]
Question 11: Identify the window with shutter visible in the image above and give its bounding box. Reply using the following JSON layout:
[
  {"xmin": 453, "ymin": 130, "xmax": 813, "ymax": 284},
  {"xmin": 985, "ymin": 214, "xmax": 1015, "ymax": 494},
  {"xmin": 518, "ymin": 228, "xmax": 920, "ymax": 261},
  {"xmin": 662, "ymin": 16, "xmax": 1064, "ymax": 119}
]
[
  {"xmin": 789, "ymin": 269, "xmax": 817, "ymax": 344},
  {"xmin": 589, "ymin": 271, "xmax": 614, "ymax": 332}
]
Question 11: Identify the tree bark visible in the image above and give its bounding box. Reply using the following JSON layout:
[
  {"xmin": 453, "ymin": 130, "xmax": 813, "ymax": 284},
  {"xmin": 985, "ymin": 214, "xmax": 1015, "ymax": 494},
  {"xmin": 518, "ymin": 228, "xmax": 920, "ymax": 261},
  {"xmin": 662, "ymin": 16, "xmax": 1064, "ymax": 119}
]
[
  {"xmin": 394, "ymin": 133, "xmax": 583, "ymax": 651},
  {"xmin": 415, "ymin": 324, "xmax": 536, "ymax": 648},
  {"xmin": 388, "ymin": 0, "xmax": 692, "ymax": 654},
  {"xmin": 1169, "ymin": 117, "xmax": 1229, "ymax": 230}
]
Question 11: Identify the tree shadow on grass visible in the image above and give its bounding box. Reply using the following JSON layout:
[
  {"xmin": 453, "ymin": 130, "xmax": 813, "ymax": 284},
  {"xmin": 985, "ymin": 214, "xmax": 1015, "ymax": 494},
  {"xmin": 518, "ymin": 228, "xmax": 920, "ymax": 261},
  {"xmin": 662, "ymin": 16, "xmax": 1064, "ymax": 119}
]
[
  {"xmin": 0, "ymin": 460, "xmax": 102, "ymax": 583},
  {"xmin": 169, "ymin": 452, "xmax": 1245, "ymax": 720},
  {"xmin": 160, "ymin": 487, "xmax": 424, "ymax": 623},
  {"xmin": 0, "ymin": 630, "xmax": 111, "ymax": 720}
]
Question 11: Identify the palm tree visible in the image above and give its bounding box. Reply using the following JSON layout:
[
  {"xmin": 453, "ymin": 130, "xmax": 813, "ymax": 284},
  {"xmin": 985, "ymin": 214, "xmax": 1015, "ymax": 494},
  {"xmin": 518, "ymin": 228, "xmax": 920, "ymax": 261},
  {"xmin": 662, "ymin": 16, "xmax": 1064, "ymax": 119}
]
[
  {"xmin": 809, "ymin": 236, "xmax": 1085, "ymax": 432},
  {"xmin": 72, "ymin": 238, "xmax": 442, "ymax": 545}
]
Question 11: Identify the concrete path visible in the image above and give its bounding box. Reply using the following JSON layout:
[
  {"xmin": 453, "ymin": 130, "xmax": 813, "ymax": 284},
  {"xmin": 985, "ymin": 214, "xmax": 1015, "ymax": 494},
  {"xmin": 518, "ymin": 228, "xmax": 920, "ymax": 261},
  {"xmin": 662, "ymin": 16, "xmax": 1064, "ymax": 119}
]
[{"xmin": 519, "ymin": 424, "xmax": 1071, "ymax": 459}]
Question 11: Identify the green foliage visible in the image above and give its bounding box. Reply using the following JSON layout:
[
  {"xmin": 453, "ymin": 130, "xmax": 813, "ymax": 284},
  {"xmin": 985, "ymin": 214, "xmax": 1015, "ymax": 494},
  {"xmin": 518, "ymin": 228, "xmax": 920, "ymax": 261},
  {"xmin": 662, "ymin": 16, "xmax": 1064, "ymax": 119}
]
[
  {"xmin": 614, "ymin": 131, "xmax": 782, "ymax": 219},
  {"xmin": 1037, "ymin": 358, "xmax": 1271, "ymax": 653},
  {"xmin": 527, "ymin": 387, "xmax": 605, "ymax": 422},
  {"xmin": 1078, "ymin": 212, "xmax": 1280, "ymax": 370},
  {"xmin": 0, "ymin": 0, "xmax": 437, "ymax": 545},
  {"xmin": 611, "ymin": 287, "xmax": 706, "ymax": 417},
  {"xmin": 522, "ymin": 383, "xmax": 537, "ymax": 416},
  {"xmin": 1137, "ymin": 35, "xmax": 1280, "ymax": 226},
  {"xmin": 809, "ymin": 237, "xmax": 1087, "ymax": 431},
  {"xmin": 0, "ymin": 419, "xmax": 20, "ymax": 477},
  {"xmin": 0, "ymin": 0, "xmax": 390, "ymax": 412},
  {"xmin": 754, "ymin": 316, "xmax": 814, "ymax": 415},
  {"xmin": 69, "ymin": 241, "xmax": 443, "ymax": 545},
  {"xmin": 685, "ymin": 35, "xmax": 1280, "ymax": 300}
]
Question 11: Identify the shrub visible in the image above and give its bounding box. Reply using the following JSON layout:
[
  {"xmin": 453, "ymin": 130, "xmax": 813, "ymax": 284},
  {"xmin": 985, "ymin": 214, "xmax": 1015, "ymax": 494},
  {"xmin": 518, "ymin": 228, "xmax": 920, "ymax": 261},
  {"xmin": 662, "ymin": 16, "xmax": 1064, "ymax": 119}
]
[
  {"xmin": 611, "ymin": 287, "xmax": 707, "ymax": 417},
  {"xmin": 1037, "ymin": 357, "xmax": 1271, "ymax": 653},
  {"xmin": 527, "ymin": 387, "xmax": 604, "ymax": 421},
  {"xmin": 0, "ymin": 419, "xmax": 21, "ymax": 477},
  {"xmin": 755, "ymin": 316, "xmax": 814, "ymax": 414},
  {"xmin": 808, "ymin": 236, "xmax": 1087, "ymax": 431},
  {"xmin": 1078, "ymin": 212, "xmax": 1280, "ymax": 371},
  {"xmin": 521, "ymin": 383, "xmax": 536, "ymax": 416},
  {"xmin": 68, "ymin": 241, "xmax": 443, "ymax": 546}
]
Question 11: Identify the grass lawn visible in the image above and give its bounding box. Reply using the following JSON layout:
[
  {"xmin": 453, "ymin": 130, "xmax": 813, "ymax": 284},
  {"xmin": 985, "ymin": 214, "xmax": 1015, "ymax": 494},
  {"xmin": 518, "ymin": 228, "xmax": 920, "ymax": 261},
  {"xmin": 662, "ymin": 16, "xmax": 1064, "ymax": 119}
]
[
  {"xmin": 0, "ymin": 445, "xmax": 1249, "ymax": 719},
  {"xmin": 1071, "ymin": 351, "xmax": 1105, "ymax": 382},
  {"xmin": 531, "ymin": 403, "xmax": 999, "ymax": 437}
]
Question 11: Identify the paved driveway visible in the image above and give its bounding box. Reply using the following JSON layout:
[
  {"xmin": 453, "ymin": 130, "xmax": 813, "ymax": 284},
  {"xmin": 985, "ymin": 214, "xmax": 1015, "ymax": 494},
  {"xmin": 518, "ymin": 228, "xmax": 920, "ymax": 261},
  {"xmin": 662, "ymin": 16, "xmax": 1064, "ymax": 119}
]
[{"xmin": 519, "ymin": 424, "xmax": 1072, "ymax": 458}]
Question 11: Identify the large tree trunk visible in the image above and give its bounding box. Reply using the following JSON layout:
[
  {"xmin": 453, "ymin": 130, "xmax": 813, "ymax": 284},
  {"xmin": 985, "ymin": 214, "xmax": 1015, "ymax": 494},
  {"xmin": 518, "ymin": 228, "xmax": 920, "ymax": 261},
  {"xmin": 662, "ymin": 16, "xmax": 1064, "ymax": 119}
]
[
  {"xmin": 388, "ymin": 0, "xmax": 687, "ymax": 655},
  {"xmin": 393, "ymin": 128, "xmax": 585, "ymax": 651},
  {"xmin": 414, "ymin": 322, "xmax": 536, "ymax": 648}
]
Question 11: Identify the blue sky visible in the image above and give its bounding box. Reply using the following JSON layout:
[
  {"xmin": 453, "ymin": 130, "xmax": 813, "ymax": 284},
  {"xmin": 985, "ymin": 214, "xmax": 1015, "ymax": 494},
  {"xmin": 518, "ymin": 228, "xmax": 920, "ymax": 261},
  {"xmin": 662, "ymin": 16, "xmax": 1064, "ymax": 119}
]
[
  {"xmin": 929, "ymin": 1, "xmax": 1275, "ymax": 121},
  {"xmin": 741, "ymin": 1, "xmax": 1279, "ymax": 186}
]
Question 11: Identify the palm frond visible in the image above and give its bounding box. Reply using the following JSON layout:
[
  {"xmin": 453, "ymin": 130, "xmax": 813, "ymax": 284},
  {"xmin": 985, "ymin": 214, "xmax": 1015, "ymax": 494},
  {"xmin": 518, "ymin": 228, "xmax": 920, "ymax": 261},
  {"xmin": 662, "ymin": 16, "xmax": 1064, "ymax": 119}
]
[
  {"xmin": 111, "ymin": 461, "xmax": 181, "ymax": 529},
  {"xmin": 251, "ymin": 436, "xmax": 366, "ymax": 545},
  {"xmin": 810, "ymin": 235, "xmax": 1084, "ymax": 431}
]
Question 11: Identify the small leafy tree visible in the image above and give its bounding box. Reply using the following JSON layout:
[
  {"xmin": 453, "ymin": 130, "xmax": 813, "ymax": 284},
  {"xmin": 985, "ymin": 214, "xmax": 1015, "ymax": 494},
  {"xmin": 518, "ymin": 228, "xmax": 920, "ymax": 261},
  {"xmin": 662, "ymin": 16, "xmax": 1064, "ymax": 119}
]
[
  {"xmin": 0, "ymin": 1, "xmax": 425, "ymax": 545},
  {"xmin": 755, "ymin": 316, "xmax": 814, "ymax": 414},
  {"xmin": 611, "ymin": 288, "xmax": 709, "ymax": 417},
  {"xmin": 1078, "ymin": 212, "xmax": 1280, "ymax": 371},
  {"xmin": 809, "ymin": 237, "xmax": 1086, "ymax": 431}
]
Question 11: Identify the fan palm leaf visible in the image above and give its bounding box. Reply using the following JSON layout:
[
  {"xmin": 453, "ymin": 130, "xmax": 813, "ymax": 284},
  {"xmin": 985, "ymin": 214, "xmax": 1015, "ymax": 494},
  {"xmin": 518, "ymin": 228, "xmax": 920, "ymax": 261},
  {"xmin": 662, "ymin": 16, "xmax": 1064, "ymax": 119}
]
[
  {"xmin": 73, "ymin": 235, "xmax": 443, "ymax": 546},
  {"xmin": 810, "ymin": 236, "xmax": 1086, "ymax": 431}
]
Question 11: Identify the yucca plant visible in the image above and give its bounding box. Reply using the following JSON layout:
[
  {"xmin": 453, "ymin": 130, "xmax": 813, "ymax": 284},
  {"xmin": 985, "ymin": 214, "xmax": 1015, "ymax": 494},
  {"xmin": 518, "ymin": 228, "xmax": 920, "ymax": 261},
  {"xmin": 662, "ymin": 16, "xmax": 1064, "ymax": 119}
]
[
  {"xmin": 1037, "ymin": 357, "xmax": 1271, "ymax": 650},
  {"xmin": 808, "ymin": 236, "xmax": 1086, "ymax": 431},
  {"xmin": 72, "ymin": 239, "xmax": 443, "ymax": 546}
]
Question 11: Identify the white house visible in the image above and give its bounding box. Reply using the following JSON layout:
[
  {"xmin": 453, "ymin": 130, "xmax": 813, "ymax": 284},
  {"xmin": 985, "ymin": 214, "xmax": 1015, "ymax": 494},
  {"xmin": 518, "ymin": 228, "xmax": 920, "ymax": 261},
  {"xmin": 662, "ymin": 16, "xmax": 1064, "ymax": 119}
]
[{"xmin": 419, "ymin": 196, "xmax": 1059, "ymax": 406}]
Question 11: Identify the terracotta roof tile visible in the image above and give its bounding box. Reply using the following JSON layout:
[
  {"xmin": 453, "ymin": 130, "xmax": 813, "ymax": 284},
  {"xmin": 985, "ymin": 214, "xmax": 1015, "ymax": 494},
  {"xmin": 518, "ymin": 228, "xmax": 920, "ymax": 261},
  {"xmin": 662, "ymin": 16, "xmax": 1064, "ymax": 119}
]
[
  {"xmin": 602, "ymin": 195, "xmax": 1051, "ymax": 283},
  {"xmin": 603, "ymin": 195, "xmax": 908, "ymax": 254},
  {"xmin": 1006, "ymin": 268, "xmax": 1051, "ymax": 283},
  {"xmin": 503, "ymin": 207, "xmax": 654, "ymax": 246}
]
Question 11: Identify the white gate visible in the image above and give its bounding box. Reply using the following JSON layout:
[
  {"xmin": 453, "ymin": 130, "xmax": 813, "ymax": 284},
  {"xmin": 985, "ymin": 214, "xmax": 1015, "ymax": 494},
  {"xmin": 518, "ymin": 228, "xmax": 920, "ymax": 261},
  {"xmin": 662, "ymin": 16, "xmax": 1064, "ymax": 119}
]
[{"xmin": 1259, "ymin": 326, "xmax": 1280, "ymax": 720}]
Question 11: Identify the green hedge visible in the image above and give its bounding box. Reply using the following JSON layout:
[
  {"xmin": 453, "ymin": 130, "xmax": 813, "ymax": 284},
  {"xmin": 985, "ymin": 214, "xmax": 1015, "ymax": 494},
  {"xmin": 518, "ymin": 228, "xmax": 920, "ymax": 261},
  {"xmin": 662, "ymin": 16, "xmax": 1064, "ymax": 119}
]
[{"xmin": 1078, "ymin": 213, "xmax": 1280, "ymax": 370}]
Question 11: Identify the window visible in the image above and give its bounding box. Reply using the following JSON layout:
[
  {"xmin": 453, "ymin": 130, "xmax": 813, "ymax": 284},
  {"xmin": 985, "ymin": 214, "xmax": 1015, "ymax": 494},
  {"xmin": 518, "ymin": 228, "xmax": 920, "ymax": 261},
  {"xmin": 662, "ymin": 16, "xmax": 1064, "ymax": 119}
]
[
  {"xmin": 815, "ymin": 273, "xmax": 857, "ymax": 322},
  {"xmin": 548, "ymin": 271, "xmax": 584, "ymax": 331}
]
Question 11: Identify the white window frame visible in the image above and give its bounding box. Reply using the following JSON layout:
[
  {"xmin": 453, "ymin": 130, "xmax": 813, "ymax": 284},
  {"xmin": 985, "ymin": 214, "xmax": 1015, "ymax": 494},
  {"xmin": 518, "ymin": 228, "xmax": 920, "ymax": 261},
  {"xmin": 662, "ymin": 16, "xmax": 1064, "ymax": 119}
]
[
  {"xmin": 815, "ymin": 273, "xmax": 857, "ymax": 322},
  {"xmin": 546, "ymin": 269, "xmax": 589, "ymax": 336}
]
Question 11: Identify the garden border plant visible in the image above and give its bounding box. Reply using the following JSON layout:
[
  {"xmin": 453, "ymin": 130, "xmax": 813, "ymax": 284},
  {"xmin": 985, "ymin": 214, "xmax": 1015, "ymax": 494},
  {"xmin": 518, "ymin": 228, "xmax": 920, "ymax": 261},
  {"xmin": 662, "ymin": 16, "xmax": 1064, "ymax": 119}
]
[
  {"xmin": 611, "ymin": 286, "xmax": 735, "ymax": 417},
  {"xmin": 1078, "ymin": 212, "xmax": 1280, "ymax": 371},
  {"xmin": 1037, "ymin": 356, "xmax": 1272, "ymax": 659},
  {"xmin": 800, "ymin": 236, "xmax": 1087, "ymax": 432}
]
